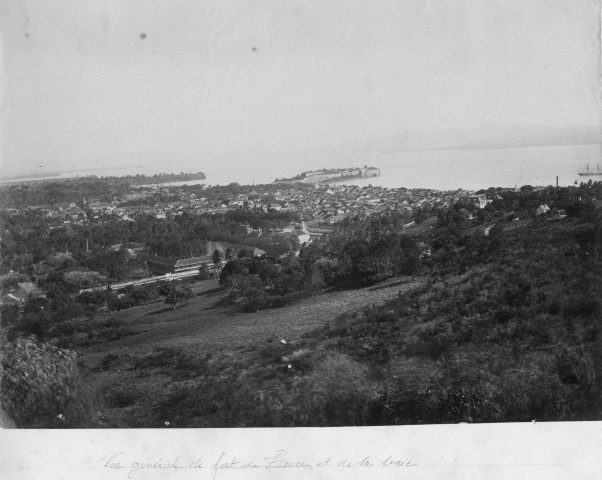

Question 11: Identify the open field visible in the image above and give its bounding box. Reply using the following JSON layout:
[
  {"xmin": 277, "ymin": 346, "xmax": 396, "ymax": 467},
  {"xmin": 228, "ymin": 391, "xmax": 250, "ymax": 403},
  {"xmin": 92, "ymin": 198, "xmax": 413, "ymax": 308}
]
[{"xmin": 77, "ymin": 276, "xmax": 423, "ymax": 427}]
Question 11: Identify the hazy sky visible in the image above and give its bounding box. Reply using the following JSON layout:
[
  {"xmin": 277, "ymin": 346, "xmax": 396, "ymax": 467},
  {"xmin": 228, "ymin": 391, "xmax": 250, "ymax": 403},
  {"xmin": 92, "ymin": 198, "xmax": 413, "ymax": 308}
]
[{"xmin": 1, "ymin": 0, "xmax": 600, "ymax": 177}]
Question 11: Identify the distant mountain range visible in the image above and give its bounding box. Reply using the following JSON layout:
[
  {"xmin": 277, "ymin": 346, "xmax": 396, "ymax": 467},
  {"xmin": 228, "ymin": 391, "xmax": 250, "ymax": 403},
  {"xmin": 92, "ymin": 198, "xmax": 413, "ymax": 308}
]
[{"xmin": 343, "ymin": 124, "xmax": 602, "ymax": 154}]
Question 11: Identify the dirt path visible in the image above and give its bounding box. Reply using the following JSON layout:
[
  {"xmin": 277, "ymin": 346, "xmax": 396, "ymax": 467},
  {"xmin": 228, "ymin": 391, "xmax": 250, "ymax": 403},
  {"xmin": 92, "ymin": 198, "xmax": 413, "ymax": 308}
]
[{"xmin": 79, "ymin": 277, "xmax": 422, "ymax": 365}]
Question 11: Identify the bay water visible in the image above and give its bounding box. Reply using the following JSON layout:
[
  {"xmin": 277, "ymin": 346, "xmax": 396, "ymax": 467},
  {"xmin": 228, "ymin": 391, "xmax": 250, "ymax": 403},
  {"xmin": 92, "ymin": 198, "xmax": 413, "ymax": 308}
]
[{"xmin": 3, "ymin": 144, "xmax": 600, "ymax": 191}]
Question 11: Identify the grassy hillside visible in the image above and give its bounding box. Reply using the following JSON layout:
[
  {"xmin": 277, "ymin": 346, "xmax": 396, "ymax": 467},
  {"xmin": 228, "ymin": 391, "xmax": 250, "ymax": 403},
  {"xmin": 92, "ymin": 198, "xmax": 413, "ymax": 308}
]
[
  {"xmin": 74, "ymin": 277, "xmax": 417, "ymax": 427},
  {"xmin": 63, "ymin": 214, "xmax": 600, "ymax": 427}
]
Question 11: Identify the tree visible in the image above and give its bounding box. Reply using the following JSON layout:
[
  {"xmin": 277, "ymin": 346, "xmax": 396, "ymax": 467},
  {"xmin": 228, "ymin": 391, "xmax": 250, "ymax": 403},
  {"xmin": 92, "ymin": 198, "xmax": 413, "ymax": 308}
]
[
  {"xmin": 298, "ymin": 242, "xmax": 324, "ymax": 270},
  {"xmin": 251, "ymin": 258, "xmax": 281, "ymax": 286},
  {"xmin": 273, "ymin": 255, "xmax": 305, "ymax": 294},
  {"xmin": 302, "ymin": 266, "xmax": 325, "ymax": 293},
  {"xmin": 23, "ymin": 296, "xmax": 49, "ymax": 314},
  {"xmin": 225, "ymin": 247, "xmax": 234, "ymax": 261},
  {"xmin": 219, "ymin": 258, "xmax": 250, "ymax": 285},
  {"xmin": 476, "ymin": 208, "xmax": 493, "ymax": 223},
  {"xmin": 413, "ymin": 208, "xmax": 428, "ymax": 224},
  {"xmin": 163, "ymin": 284, "xmax": 193, "ymax": 310},
  {"xmin": 0, "ymin": 272, "xmax": 29, "ymax": 291},
  {"xmin": 212, "ymin": 249, "xmax": 223, "ymax": 266},
  {"xmin": 397, "ymin": 241, "xmax": 421, "ymax": 279},
  {"xmin": 198, "ymin": 265, "xmax": 211, "ymax": 280},
  {"xmin": 63, "ymin": 270, "xmax": 106, "ymax": 293}
]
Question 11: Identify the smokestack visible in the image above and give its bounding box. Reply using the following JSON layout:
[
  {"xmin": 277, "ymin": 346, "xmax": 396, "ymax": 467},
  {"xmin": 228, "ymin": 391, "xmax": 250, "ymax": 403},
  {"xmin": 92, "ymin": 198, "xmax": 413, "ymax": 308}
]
[{"xmin": 556, "ymin": 176, "xmax": 559, "ymax": 188}]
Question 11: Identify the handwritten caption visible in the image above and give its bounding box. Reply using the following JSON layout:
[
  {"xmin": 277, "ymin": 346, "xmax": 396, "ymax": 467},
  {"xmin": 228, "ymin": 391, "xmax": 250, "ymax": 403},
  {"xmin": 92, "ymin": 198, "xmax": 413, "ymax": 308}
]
[{"xmin": 101, "ymin": 450, "xmax": 417, "ymax": 478}]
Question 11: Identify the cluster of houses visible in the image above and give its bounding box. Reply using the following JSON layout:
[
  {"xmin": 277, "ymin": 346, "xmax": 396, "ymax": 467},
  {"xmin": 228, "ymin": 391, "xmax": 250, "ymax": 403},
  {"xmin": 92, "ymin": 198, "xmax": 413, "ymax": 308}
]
[
  {"xmin": 3, "ymin": 178, "xmax": 581, "ymax": 293},
  {"xmin": 457, "ymin": 193, "xmax": 503, "ymax": 210},
  {"xmin": 455, "ymin": 192, "xmax": 566, "ymax": 220},
  {"xmin": 3, "ymin": 182, "xmax": 474, "ymax": 279},
  {"xmin": 281, "ymin": 184, "xmax": 468, "ymax": 222},
  {"xmin": 8, "ymin": 183, "xmax": 472, "ymax": 229}
]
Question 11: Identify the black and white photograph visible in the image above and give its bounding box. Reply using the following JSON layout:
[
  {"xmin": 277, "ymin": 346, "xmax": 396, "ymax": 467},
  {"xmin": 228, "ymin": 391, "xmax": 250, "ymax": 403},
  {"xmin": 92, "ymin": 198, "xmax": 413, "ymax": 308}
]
[{"xmin": 0, "ymin": 0, "xmax": 601, "ymax": 477}]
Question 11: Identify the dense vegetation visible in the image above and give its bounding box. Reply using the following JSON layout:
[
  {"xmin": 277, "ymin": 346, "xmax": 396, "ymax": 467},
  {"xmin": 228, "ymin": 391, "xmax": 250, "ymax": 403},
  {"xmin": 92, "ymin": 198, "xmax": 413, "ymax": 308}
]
[
  {"xmin": 304, "ymin": 218, "xmax": 601, "ymax": 424},
  {"xmin": 142, "ymin": 212, "xmax": 601, "ymax": 426},
  {"xmin": 0, "ymin": 172, "xmax": 205, "ymax": 208},
  {"xmin": 219, "ymin": 211, "xmax": 421, "ymax": 311},
  {"xmin": 0, "ymin": 176, "xmax": 312, "ymax": 210},
  {"xmin": 0, "ymin": 336, "xmax": 101, "ymax": 428},
  {"xmin": 0, "ymin": 210, "xmax": 298, "ymax": 277},
  {"xmin": 1, "ymin": 180, "xmax": 601, "ymax": 427}
]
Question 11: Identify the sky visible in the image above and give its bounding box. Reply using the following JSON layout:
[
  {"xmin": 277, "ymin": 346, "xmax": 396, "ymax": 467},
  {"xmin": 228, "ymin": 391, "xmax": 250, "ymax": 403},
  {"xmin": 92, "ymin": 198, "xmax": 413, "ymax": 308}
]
[{"xmin": 0, "ymin": 0, "xmax": 600, "ymax": 177}]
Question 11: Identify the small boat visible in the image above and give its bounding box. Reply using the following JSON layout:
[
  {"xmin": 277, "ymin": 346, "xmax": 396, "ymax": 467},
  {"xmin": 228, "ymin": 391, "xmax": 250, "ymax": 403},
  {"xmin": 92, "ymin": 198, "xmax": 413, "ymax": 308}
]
[{"xmin": 578, "ymin": 163, "xmax": 602, "ymax": 176}]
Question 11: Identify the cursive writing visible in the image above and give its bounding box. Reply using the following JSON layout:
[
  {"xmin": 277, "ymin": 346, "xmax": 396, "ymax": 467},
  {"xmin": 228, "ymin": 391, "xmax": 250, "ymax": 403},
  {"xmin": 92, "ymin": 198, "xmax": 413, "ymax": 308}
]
[
  {"xmin": 100, "ymin": 450, "xmax": 417, "ymax": 478},
  {"xmin": 212, "ymin": 452, "xmax": 260, "ymax": 479}
]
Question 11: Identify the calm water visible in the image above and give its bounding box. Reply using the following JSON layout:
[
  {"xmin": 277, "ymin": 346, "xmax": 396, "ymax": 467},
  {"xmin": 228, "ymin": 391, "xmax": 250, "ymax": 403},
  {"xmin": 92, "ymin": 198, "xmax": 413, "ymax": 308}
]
[
  {"xmin": 4, "ymin": 144, "xmax": 601, "ymax": 191},
  {"xmin": 154, "ymin": 144, "xmax": 601, "ymax": 190},
  {"xmin": 334, "ymin": 144, "xmax": 602, "ymax": 190}
]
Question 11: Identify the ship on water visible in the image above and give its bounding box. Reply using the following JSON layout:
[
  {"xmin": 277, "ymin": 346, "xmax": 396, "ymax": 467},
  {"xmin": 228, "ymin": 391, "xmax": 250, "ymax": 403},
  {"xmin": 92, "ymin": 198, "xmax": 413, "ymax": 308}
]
[{"xmin": 578, "ymin": 163, "xmax": 602, "ymax": 176}]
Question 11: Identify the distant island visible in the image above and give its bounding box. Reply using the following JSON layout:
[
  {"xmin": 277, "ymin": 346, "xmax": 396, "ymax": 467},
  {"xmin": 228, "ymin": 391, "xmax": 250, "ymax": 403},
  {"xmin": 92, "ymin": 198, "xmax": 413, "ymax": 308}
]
[
  {"xmin": 0, "ymin": 171, "xmax": 62, "ymax": 183},
  {"xmin": 126, "ymin": 171, "xmax": 206, "ymax": 185},
  {"xmin": 274, "ymin": 166, "xmax": 380, "ymax": 184},
  {"xmin": 0, "ymin": 171, "xmax": 206, "ymax": 186}
]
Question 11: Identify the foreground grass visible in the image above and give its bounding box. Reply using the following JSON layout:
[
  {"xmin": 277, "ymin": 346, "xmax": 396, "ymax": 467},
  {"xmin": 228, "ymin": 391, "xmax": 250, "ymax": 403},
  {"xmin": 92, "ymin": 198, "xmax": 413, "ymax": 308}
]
[{"xmin": 78, "ymin": 276, "xmax": 420, "ymax": 427}]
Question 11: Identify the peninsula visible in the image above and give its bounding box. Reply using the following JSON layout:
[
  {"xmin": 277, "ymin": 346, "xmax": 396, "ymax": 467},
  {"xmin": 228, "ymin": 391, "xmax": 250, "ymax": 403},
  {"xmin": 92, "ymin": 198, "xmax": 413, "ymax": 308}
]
[{"xmin": 274, "ymin": 166, "xmax": 380, "ymax": 184}]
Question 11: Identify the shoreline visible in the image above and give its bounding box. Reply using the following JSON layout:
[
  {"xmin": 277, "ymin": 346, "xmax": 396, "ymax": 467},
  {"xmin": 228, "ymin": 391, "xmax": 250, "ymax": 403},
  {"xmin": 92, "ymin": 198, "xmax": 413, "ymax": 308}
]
[{"xmin": 0, "ymin": 172, "xmax": 207, "ymax": 186}]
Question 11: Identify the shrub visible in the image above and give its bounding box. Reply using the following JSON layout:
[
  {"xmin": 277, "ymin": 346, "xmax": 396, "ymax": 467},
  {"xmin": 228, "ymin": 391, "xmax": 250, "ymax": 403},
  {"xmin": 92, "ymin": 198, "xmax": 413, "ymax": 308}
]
[
  {"xmin": 50, "ymin": 316, "xmax": 134, "ymax": 349},
  {"xmin": 163, "ymin": 285, "xmax": 193, "ymax": 310},
  {"xmin": 135, "ymin": 346, "xmax": 209, "ymax": 379},
  {"xmin": 258, "ymin": 339, "xmax": 291, "ymax": 362},
  {"xmin": 562, "ymin": 298, "xmax": 600, "ymax": 318},
  {"xmin": 290, "ymin": 353, "xmax": 379, "ymax": 426},
  {"xmin": 105, "ymin": 384, "xmax": 138, "ymax": 408},
  {"xmin": 197, "ymin": 265, "xmax": 212, "ymax": 281},
  {"xmin": 8, "ymin": 312, "xmax": 53, "ymax": 341},
  {"xmin": 109, "ymin": 296, "xmax": 136, "ymax": 311},
  {"xmin": 0, "ymin": 336, "xmax": 101, "ymax": 427},
  {"xmin": 266, "ymin": 291, "xmax": 311, "ymax": 309},
  {"xmin": 157, "ymin": 282, "xmax": 173, "ymax": 297},
  {"xmin": 130, "ymin": 287, "xmax": 156, "ymax": 305},
  {"xmin": 403, "ymin": 320, "xmax": 457, "ymax": 359},
  {"xmin": 0, "ymin": 304, "xmax": 20, "ymax": 327},
  {"xmin": 154, "ymin": 378, "xmax": 269, "ymax": 427},
  {"xmin": 379, "ymin": 356, "xmax": 442, "ymax": 424},
  {"xmin": 240, "ymin": 293, "xmax": 269, "ymax": 312},
  {"xmin": 100, "ymin": 353, "xmax": 119, "ymax": 369}
]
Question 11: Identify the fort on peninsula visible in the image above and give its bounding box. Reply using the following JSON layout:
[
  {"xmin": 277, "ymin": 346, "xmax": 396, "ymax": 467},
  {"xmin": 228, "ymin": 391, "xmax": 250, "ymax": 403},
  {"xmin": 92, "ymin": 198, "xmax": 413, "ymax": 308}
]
[{"xmin": 274, "ymin": 166, "xmax": 380, "ymax": 184}]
